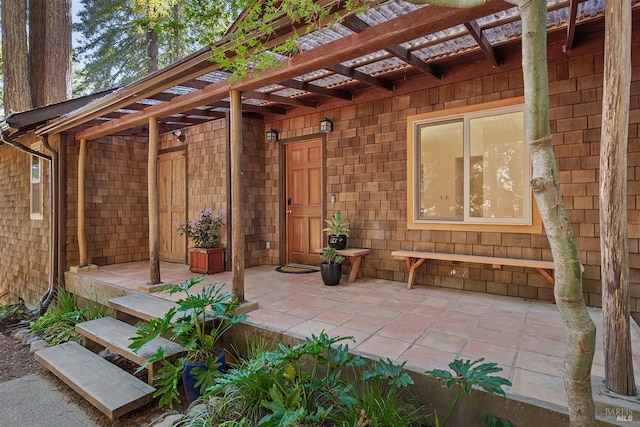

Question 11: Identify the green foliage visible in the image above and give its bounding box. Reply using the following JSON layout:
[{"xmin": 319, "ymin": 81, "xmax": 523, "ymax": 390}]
[
  {"xmin": 320, "ymin": 247, "xmax": 344, "ymax": 265},
  {"xmin": 128, "ymin": 275, "xmax": 246, "ymax": 408},
  {"xmin": 30, "ymin": 287, "xmax": 107, "ymax": 346},
  {"xmin": 202, "ymin": 331, "xmax": 424, "ymax": 426},
  {"xmin": 0, "ymin": 302, "xmax": 23, "ymax": 322},
  {"xmin": 175, "ymin": 208, "xmax": 224, "ymax": 248},
  {"xmin": 322, "ymin": 210, "xmax": 350, "ymax": 237},
  {"xmin": 482, "ymin": 414, "xmax": 512, "ymax": 427},
  {"xmin": 425, "ymin": 358, "xmax": 512, "ymax": 427}
]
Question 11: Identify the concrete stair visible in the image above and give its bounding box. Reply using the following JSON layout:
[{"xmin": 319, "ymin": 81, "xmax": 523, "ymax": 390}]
[{"xmin": 35, "ymin": 293, "xmax": 182, "ymax": 420}]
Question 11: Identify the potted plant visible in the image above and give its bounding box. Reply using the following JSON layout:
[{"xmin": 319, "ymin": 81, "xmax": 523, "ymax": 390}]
[
  {"xmin": 320, "ymin": 247, "xmax": 345, "ymax": 286},
  {"xmin": 128, "ymin": 276, "xmax": 246, "ymax": 407},
  {"xmin": 322, "ymin": 210, "xmax": 350, "ymax": 250},
  {"xmin": 176, "ymin": 208, "xmax": 225, "ymax": 274}
]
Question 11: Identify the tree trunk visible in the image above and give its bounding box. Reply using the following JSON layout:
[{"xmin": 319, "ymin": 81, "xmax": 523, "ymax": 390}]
[
  {"xmin": 600, "ymin": 0, "xmax": 635, "ymax": 396},
  {"xmin": 147, "ymin": 27, "xmax": 159, "ymax": 73},
  {"xmin": 1, "ymin": 0, "xmax": 32, "ymax": 114},
  {"xmin": 520, "ymin": 1, "xmax": 596, "ymax": 425},
  {"xmin": 29, "ymin": 0, "xmax": 72, "ymax": 107}
]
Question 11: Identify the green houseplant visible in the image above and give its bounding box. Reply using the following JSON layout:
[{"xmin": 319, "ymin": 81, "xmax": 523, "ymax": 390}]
[
  {"xmin": 176, "ymin": 208, "xmax": 225, "ymax": 274},
  {"xmin": 320, "ymin": 247, "xmax": 345, "ymax": 286},
  {"xmin": 322, "ymin": 210, "xmax": 350, "ymax": 250},
  {"xmin": 128, "ymin": 275, "xmax": 246, "ymax": 407}
]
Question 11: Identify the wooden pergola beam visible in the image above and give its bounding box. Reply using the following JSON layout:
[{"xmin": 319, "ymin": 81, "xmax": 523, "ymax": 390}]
[
  {"xmin": 564, "ymin": 0, "xmax": 579, "ymax": 52},
  {"xmin": 464, "ymin": 20, "xmax": 500, "ymax": 68},
  {"xmin": 74, "ymin": 1, "xmax": 511, "ymax": 140},
  {"xmin": 342, "ymin": 14, "xmax": 442, "ymax": 79},
  {"xmin": 278, "ymin": 79, "xmax": 353, "ymax": 101},
  {"xmin": 244, "ymin": 90, "xmax": 318, "ymax": 108},
  {"xmin": 327, "ymin": 63, "xmax": 394, "ymax": 91}
]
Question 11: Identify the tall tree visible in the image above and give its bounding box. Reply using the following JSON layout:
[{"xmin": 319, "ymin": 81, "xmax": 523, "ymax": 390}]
[
  {"xmin": 1, "ymin": 0, "xmax": 72, "ymax": 115},
  {"xmin": 1, "ymin": 0, "xmax": 31, "ymax": 114},
  {"xmin": 74, "ymin": 0, "xmax": 239, "ymax": 93},
  {"xmin": 29, "ymin": 0, "xmax": 73, "ymax": 108},
  {"xmin": 600, "ymin": 0, "xmax": 635, "ymax": 396}
]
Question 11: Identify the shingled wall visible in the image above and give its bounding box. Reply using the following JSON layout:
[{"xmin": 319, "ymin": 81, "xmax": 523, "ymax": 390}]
[
  {"xmin": 265, "ymin": 42, "xmax": 640, "ymax": 311},
  {"xmin": 0, "ymin": 134, "xmax": 50, "ymax": 307}
]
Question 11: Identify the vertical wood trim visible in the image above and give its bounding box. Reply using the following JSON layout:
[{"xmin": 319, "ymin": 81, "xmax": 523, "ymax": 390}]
[
  {"xmin": 230, "ymin": 89, "xmax": 244, "ymax": 301},
  {"xmin": 77, "ymin": 138, "xmax": 87, "ymax": 266},
  {"xmin": 148, "ymin": 117, "xmax": 161, "ymax": 284}
]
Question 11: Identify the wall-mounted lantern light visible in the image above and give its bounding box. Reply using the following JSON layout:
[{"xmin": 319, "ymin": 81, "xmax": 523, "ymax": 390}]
[
  {"xmin": 171, "ymin": 129, "xmax": 186, "ymax": 142},
  {"xmin": 320, "ymin": 118, "xmax": 333, "ymax": 133},
  {"xmin": 266, "ymin": 128, "xmax": 279, "ymax": 142}
]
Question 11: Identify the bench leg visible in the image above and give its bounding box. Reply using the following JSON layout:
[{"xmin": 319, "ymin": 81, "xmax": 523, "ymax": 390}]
[
  {"xmin": 347, "ymin": 256, "xmax": 363, "ymax": 283},
  {"xmin": 406, "ymin": 258, "xmax": 426, "ymax": 289},
  {"xmin": 536, "ymin": 268, "xmax": 556, "ymax": 304}
]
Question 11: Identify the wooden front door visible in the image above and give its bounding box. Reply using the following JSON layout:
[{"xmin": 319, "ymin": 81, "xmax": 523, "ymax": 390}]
[
  {"xmin": 286, "ymin": 139, "xmax": 323, "ymax": 266},
  {"xmin": 158, "ymin": 150, "xmax": 187, "ymax": 263}
]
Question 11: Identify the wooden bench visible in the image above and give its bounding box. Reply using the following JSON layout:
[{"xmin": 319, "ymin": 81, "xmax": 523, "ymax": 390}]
[
  {"xmin": 76, "ymin": 316, "xmax": 186, "ymax": 384},
  {"xmin": 391, "ymin": 250, "xmax": 583, "ymax": 295},
  {"xmin": 35, "ymin": 341, "xmax": 155, "ymax": 420},
  {"xmin": 315, "ymin": 248, "xmax": 371, "ymax": 283}
]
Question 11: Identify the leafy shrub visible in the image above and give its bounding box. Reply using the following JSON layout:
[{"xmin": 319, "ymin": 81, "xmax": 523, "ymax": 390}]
[{"xmin": 30, "ymin": 287, "xmax": 108, "ymax": 346}]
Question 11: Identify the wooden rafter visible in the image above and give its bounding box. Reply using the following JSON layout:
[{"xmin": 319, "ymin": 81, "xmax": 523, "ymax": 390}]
[
  {"xmin": 210, "ymin": 100, "xmax": 287, "ymax": 116},
  {"xmin": 279, "ymin": 78, "xmax": 353, "ymax": 100},
  {"xmin": 244, "ymin": 90, "xmax": 317, "ymax": 108},
  {"xmin": 564, "ymin": 0, "xmax": 579, "ymax": 52},
  {"xmin": 341, "ymin": 15, "xmax": 442, "ymax": 80},
  {"xmin": 463, "ymin": 20, "xmax": 500, "ymax": 67},
  {"xmin": 327, "ymin": 63, "xmax": 394, "ymax": 91}
]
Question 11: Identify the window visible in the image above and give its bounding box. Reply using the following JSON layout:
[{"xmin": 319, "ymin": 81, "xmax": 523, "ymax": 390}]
[
  {"xmin": 31, "ymin": 154, "xmax": 42, "ymax": 219},
  {"xmin": 408, "ymin": 99, "xmax": 534, "ymax": 229}
]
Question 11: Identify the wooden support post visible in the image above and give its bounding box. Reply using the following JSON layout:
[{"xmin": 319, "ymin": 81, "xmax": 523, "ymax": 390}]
[
  {"xmin": 230, "ymin": 89, "xmax": 244, "ymax": 302},
  {"xmin": 148, "ymin": 117, "xmax": 161, "ymax": 284},
  {"xmin": 78, "ymin": 138, "xmax": 88, "ymax": 266}
]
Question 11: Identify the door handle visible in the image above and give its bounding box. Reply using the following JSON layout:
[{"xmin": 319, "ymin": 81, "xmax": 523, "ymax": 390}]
[{"xmin": 286, "ymin": 209, "xmax": 292, "ymax": 214}]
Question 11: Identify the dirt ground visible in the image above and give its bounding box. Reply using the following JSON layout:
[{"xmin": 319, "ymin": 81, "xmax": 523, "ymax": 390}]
[{"xmin": 0, "ymin": 307, "xmax": 188, "ymax": 427}]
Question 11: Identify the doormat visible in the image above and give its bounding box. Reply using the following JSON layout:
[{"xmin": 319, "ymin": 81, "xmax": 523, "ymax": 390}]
[{"xmin": 275, "ymin": 264, "xmax": 320, "ymax": 274}]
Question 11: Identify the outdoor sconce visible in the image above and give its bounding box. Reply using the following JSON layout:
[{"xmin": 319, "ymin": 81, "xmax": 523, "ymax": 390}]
[
  {"xmin": 171, "ymin": 129, "xmax": 186, "ymax": 142},
  {"xmin": 320, "ymin": 118, "xmax": 333, "ymax": 133},
  {"xmin": 266, "ymin": 128, "xmax": 279, "ymax": 142}
]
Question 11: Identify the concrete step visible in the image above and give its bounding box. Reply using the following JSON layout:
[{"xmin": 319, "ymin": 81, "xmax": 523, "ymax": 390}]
[
  {"xmin": 107, "ymin": 293, "xmax": 179, "ymax": 324},
  {"xmin": 35, "ymin": 341, "xmax": 155, "ymax": 421},
  {"xmin": 76, "ymin": 317, "xmax": 186, "ymax": 384}
]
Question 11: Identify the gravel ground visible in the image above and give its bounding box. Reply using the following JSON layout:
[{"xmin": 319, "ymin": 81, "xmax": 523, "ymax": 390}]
[{"xmin": 0, "ymin": 307, "xmax": 187, "ymax": 427}]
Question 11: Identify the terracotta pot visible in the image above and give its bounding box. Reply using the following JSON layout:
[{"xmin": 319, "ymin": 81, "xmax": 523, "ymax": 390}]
[{"xmin": 189, "ymin": 247, "xmax": 224, "ymax": 274}]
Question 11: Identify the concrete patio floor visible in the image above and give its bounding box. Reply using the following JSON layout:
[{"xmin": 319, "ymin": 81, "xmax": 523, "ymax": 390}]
[{"xmin": 72, "ymin": 261, "xmax": 640, "ymax": 424}]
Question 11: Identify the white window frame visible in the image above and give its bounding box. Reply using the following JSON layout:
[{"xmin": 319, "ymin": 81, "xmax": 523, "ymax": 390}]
[
  {"xmin": 407, "ymin": 98, "xmax": 541, "ymax": 232},
  {"xmin": 30, "ymin": 153, "xmax": 43, "ymax": 220}
]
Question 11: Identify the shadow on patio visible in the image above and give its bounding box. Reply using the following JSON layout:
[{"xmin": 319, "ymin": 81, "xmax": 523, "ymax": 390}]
[{"xmin": 67, "ymin": 261, "xmax": 640, "ymax": 426}]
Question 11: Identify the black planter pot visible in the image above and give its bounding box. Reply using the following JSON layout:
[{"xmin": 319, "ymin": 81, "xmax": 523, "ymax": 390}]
[
  {"xmin": 320, "ymin": 262, "xmax": 342, "ymax": 286},
  {"xmin": 327, "ymin": 234, "xmax": 348, "ymax": 250}
]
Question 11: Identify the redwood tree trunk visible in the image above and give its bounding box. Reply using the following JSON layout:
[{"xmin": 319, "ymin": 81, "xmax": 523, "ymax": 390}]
[
  {"xmin": 1, "ymin": 0, "xmax": 32, "ymax": 114},
  {"xmin": 600, "ymin": 0, "xmax": 635, "ymax": 396},
  {"xmin": 29, "ymin": 0, "xmax": 72, "ymax": 107}
]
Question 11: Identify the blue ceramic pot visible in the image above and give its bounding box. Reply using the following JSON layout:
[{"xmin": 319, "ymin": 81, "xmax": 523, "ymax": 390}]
[{"xmin": 182, "ymin": 348, "xmax": 226, "ymax": 403}]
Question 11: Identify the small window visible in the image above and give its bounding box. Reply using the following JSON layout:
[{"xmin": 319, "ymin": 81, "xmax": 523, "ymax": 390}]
[
  {"xmin": 409, "ymin": 101, "xmax": 531, "ymax": 227},
  {"xmin": 31, "ymin": 154, "xmax": 42, "ymax": 219}
]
